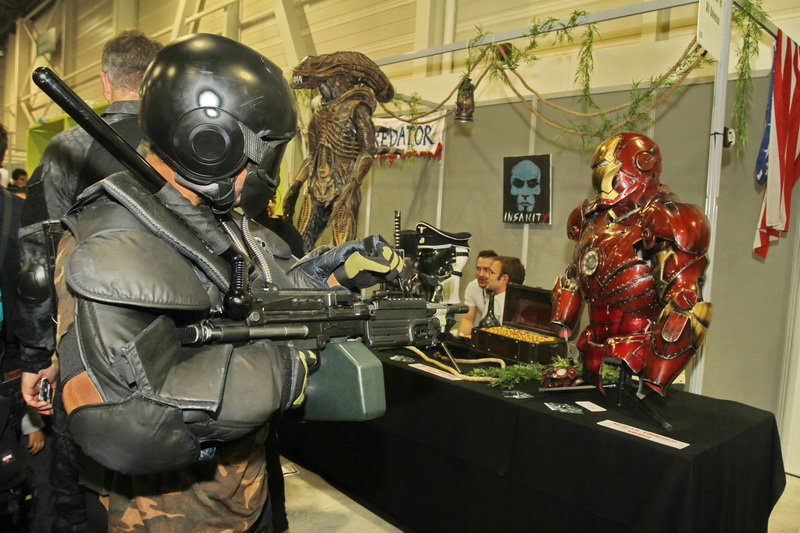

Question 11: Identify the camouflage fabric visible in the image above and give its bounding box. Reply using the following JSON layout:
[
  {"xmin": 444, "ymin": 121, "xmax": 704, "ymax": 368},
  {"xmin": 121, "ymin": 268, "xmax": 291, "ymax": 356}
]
[{"xmin": 106, "ymin": 425, "xmax": 269, "ymax": 533}]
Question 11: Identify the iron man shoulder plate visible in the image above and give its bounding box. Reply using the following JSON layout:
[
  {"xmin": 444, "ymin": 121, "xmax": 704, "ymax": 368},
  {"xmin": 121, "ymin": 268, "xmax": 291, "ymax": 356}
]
[
  {"xmin": 566, "ymin": 200, "xmax": 593, "ymax": 241},
  {"xmin": 641, "ymin": 198, "xmax": 710, "ymax": 255}
]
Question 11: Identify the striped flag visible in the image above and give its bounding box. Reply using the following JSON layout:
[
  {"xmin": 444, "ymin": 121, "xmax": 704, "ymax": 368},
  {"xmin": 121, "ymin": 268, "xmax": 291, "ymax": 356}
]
[{"xmin": 754, "ymin": 30, "xmax": 800, "ymax": 258}]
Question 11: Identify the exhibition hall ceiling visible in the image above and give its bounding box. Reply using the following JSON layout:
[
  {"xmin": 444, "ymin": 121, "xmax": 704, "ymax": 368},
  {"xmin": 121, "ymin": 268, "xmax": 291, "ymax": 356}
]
[{"xmin": 0, "ymin": 0, "xmax": 48, "ymax": 50}]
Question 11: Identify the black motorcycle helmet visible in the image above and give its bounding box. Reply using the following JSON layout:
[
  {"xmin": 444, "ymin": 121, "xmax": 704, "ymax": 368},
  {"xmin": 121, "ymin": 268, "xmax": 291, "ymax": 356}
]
[{"xmin": 139, "ymin": 33, "xmax": 296, "ymax": 215}]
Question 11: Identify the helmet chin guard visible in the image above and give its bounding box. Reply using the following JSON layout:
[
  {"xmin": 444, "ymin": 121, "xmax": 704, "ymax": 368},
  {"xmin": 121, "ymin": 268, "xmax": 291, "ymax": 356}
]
[
  {"xmin": 237, "ymin": 139, "xmax": 288, "ymax": 218},
  {"xmin": 174, "ymin": 173, "xmax": 236, "ymax": 214}
]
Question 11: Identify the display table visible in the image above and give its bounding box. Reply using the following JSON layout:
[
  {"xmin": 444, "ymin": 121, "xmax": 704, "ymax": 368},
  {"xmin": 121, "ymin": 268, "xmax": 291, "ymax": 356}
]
[{"xmin": 280, "ymin": 350, "xmax": 785, "ymax": 533}]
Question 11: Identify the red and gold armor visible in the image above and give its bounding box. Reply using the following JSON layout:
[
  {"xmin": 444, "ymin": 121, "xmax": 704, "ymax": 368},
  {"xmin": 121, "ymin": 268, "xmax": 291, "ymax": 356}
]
[{"xmin": 551, "ymin": 132, "xmax": 712, "ymax": 396}]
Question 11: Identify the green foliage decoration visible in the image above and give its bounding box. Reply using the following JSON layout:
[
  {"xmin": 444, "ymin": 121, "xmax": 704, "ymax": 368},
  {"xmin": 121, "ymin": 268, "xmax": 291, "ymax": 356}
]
[
  {"xmin": 376, "ymin": 6, "xmax": 763, "ymax": 148},
  {"xmin": 732, "ymin": 0, "xmax": 768, "ymax": 149},
  {"xmin": 469, "ymin": 355, "xmax": 620, "ymax": 390}
]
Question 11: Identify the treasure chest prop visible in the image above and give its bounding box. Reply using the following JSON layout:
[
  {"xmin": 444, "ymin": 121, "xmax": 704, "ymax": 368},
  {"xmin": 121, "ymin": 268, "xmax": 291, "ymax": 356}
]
[{"xmin": 470, "ymin": 283, "xmax": 568, "ymax": 364}]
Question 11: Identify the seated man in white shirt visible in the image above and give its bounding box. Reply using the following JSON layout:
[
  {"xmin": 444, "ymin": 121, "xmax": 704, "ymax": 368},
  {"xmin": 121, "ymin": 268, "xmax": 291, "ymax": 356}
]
[
  {"xmin": 457, "ymin": 250, "xmax": 498, "ymax": 337},
  {"xmin": 482, "ymin": 255, "xmax": 526, "ymax": 326}
]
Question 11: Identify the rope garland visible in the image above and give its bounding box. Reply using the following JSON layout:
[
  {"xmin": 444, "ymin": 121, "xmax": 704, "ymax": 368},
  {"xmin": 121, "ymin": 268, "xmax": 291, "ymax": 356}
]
[
  {"xmin": 401, "ymin": 345, "xmax": 506, "ymax": 382},
  {"xmin": 376, "ymin": 36, "xmax": 708, "ymax": 138}
]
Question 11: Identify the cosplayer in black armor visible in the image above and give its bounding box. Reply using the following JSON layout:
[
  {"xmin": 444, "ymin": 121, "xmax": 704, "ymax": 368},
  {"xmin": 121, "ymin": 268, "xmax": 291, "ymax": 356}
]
[{"xmin": 26, "ymin": 34, "xmax": 405, "ymax": 531}]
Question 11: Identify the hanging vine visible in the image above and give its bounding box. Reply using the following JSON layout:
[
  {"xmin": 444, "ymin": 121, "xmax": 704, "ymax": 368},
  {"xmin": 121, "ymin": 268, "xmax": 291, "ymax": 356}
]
[
  {"xmin": 732, "ymin": 0, "xmax": 768, "ymax": 149},
  {"xmin": 378, "ymin": 10, "xmax": 715, "ymax": 144},
  {"xmin": 370, "ymin": 4, "xmax": 773, "ymax": 148}
]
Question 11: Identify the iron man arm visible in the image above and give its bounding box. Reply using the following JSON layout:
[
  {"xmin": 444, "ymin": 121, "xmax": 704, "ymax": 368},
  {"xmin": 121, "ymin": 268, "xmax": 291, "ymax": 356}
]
[
  {"xmin": 551, "ymin": 201, "xmax": 588, "ymax": 338},
  {"xmin": 551, "ymin": 269, "xmax": 583, "ymax": 339},
  {"xmin": 641, "ymin": 200, "xmax": 713, "ymax": 393}
]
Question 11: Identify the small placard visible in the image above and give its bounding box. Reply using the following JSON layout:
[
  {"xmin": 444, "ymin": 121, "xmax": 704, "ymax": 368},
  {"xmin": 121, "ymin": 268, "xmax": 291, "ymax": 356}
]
[
  {"xmin": 575, "ymin": 400, "xmax": 606, "ymax": 412},
  {"xmin": 598, "ymin": 419, "xmax": 690, "ymax": 449}
]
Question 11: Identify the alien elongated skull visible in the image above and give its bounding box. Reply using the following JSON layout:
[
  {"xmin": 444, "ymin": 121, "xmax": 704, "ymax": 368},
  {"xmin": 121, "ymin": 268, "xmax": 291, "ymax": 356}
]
[{"xmin": 510, "ymin": 160, "xmax": 541, "ymax": 212}]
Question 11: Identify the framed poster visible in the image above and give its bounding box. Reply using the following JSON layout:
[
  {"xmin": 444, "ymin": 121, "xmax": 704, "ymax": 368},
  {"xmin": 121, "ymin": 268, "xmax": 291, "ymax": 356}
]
[{"xmin": 503, "ymin": 154, "xmax": 552, "ymax": 225}]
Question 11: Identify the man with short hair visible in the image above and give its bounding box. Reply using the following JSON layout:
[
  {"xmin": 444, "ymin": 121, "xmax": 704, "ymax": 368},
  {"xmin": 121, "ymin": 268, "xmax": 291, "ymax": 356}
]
[
  {"xmin": 483, "ymin": 255, "xmax": 526, "ymax": 325},
  {"xmin": 18, "ymin": 29, "xmax": 163, "ymax": 533},
  {"xmin": 457, "ymin": 249, "xmax": 498, "ymax": 337},
  {"xmin": 20, "ymin": 29, "xmax": 163, "ymax": 393},
  {"xmin": 0, "ymin": 123, "xmax": 23, "ymax": 531},
  {"xmin": 10, "ymin": 168, "xmax": 27, "ymax": 187},
  {"xmin": 8, "ymin": 169, "xmax": 27, "ymax": 198}
]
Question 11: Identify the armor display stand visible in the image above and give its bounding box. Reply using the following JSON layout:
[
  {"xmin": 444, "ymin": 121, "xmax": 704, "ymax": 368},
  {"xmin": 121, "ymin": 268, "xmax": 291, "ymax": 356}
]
[{"xmin": 608, "ymin": 358, "xmax": 673, "ymax": 432}]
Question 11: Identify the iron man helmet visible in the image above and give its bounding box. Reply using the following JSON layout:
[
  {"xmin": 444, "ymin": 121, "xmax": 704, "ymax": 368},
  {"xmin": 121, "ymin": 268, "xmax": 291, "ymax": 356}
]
[{"xmin": 590, "ymin": 132, "xmax": 662, "ymax": 206}]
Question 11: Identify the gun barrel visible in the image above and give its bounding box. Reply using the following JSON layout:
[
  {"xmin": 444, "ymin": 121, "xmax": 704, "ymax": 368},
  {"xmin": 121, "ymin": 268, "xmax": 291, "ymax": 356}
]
[
  {"xmin": 31, "ymin": 66, "xmax": 166, "ymax": 194},
  {"xmin": 181, "ymin": 322, "xmax": 310, "ymax": 344}
]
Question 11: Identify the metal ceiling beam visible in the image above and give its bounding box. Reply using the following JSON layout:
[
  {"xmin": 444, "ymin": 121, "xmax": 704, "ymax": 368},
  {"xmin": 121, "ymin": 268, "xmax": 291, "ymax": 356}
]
[
  {"xmin": 170, "ymin": 0, "xmax": 205, "ymax": 41},
  {"xmin": 273, "ymin": 0, "xmax": 309, "ymax": 67},
  {"xmin": 376, "ymin": 0, "xmax": 699, "ymax": 67}
]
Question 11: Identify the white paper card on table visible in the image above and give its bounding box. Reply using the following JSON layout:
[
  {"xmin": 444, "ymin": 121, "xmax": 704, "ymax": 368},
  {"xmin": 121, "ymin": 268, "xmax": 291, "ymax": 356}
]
[
  {"xmin": 575, "ymin": 400, "xmax": 606, "ymax": 412},
  {"xmin": 597, "ymin": 419, "xmax": 690, "ymax": 449}
]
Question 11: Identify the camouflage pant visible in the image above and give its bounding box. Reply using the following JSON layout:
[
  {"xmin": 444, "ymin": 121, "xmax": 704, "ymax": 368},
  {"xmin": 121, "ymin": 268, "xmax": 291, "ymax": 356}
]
[{"xmin": 106, "ymin": 425, "xmax": 269, "ymax": 533}]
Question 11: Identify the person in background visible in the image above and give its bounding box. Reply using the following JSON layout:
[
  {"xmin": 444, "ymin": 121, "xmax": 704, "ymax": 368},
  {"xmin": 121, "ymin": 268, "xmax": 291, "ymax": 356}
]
[
  {"xmin": 0, "ymin": 124, "xmax": 30, "ymax": 531},
  {"xmin": 8, "ymin": 169, "xmax": 28, "ymax": 198},
  {"xmin": 483, "ymin": 255, "xmax": 526, "ymax": 325},
  {"xmin": 19, "ymin": 405, "xmax": 52, "ymax": 533},
  {"xmin": 458, "ymin": 249, "xmax": 498, "ymax": 337},
  {"xmin": 17, "ymin": 29, "xmax": 163, "ymax": 533}
]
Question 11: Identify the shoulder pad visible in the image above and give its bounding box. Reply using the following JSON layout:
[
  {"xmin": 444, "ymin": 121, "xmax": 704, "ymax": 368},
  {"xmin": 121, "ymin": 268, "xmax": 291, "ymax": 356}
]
[
  {"xmin": 66, "ymin": 230, "xmax": 210, "ymax": 310},
  {"xmin": 642, "ymin": 200, "xmax": 710, "ymax": 254},
  {"xmin": 566, "ymin": 200, "xmax": 591, "ymax": 241}
]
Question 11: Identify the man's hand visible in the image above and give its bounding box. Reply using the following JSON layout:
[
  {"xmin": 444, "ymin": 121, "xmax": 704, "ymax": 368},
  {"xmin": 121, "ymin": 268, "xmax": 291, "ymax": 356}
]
[
  {"xmin": 21, "ymin": 365, "xmax": 57, "ymax": 415},
  {"xmin": 26, "ymin": 430, "xmax": 45, "ymax": 455},
  {"xmin": 457, "ymin": 306, "xmax": 478, "ymax": 338},
  {"xmin": 332, "ymin": 238, "xmax": 407, "ymax": 291}
]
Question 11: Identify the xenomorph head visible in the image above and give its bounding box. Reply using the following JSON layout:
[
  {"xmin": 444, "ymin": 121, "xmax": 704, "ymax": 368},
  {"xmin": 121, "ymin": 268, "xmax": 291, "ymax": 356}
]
[{"xmin": 291, "ymin": 51, "xmax": 394, "ymax": 103}]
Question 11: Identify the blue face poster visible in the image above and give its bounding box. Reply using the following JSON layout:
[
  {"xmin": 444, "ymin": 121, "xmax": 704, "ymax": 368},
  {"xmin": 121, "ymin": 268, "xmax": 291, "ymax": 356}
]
[{"xmin": 503, "ymin": 154, "xmax": 552, "ymax": 225}]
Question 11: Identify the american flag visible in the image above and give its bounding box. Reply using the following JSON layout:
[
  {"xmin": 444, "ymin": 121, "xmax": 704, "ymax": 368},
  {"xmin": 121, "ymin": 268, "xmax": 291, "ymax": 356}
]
[{"xmin": 753, "ymin": 30, "xmax": 800, "ymax": 258}]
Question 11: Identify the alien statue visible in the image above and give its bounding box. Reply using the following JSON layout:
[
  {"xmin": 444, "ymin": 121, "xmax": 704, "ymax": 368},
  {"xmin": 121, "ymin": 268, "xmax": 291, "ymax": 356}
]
[
  {"xmin": 550, "ymin": 132, "xmax": 712, "ymax": 396},
  {"xmin": 283, "ymin": 51, "xmax": 394, "ymax": 253}
]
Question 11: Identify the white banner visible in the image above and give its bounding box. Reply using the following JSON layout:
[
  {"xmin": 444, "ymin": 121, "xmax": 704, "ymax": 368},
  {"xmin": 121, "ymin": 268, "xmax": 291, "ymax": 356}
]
[
  {"xmin": 373, "ymin": 112, "xmax": 445, "ymax": 162},
  {"xmin": 696, "ymin": 0, "xmax": 724, "ymax": 61}
]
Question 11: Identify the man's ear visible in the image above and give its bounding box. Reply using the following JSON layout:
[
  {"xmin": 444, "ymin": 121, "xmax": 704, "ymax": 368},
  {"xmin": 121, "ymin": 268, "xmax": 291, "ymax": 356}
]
[{"xmin": 99, "ymin": 71, "xmax": 113, "ymax": 101}]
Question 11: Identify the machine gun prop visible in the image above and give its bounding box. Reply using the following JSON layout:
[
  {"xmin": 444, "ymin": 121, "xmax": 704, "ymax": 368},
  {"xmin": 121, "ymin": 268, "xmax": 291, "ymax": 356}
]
[
  {"xmin": 179, "ymin": 284, "xmax": 464, "ymax": 350},
  {"xmin": 32, "ymin": 66, "xmax": 466, "ymax": 420}
]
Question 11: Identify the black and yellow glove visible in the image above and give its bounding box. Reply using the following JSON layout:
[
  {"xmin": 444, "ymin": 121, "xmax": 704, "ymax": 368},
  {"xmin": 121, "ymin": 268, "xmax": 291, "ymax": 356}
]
[{"xmin": 333, "ymin": 236, "xmax": 407, "ymax": 291}]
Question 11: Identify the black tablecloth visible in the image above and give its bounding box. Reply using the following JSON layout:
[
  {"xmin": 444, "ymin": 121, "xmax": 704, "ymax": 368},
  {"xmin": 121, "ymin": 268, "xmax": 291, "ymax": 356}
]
[{"xmin": 280, "ymin": 350, "xmax": 785, "ymax": 533}]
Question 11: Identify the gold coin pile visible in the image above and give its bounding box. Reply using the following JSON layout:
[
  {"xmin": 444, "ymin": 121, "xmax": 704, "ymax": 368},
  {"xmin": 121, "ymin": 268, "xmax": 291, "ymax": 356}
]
[{"xmin": 483, "ymin": 326, "xmax": 557, "ymax": 343}]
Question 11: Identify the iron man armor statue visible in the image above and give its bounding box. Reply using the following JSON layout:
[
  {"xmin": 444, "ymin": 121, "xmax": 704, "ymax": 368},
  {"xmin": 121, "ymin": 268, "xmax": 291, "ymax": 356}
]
[{"xmin": 551, "ymin": 132, "xmax": 712, "ymax": 396}]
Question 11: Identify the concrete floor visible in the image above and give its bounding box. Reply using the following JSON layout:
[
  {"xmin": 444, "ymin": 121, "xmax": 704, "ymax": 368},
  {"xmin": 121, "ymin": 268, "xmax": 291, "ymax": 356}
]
[
  {"xmin": 282, "ymin": 460, "xmax": 800, "ymax": 533},
  {"xmin": 282, "ymin": 460, "xmax": 400, "ymax": 532},
  {"xmin": 770, "ymin": 474, "xmax": 800, "ymax": 533}
]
